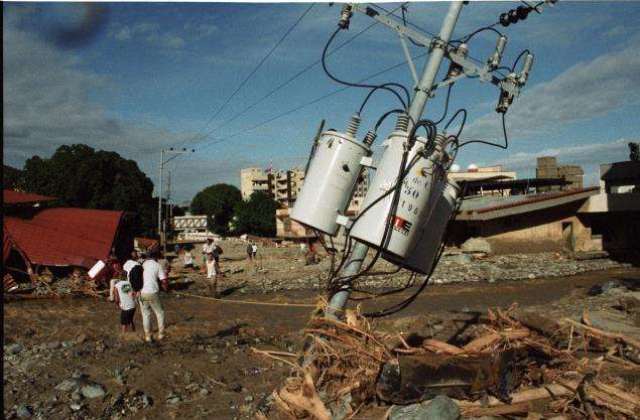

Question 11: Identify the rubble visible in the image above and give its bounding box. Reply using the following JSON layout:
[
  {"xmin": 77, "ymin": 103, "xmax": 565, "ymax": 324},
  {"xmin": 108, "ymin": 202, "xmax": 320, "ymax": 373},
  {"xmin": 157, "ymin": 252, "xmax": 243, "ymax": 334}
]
[{"xmin": 255, "ymin": 301, "xmax": 640, "ymax": 419}]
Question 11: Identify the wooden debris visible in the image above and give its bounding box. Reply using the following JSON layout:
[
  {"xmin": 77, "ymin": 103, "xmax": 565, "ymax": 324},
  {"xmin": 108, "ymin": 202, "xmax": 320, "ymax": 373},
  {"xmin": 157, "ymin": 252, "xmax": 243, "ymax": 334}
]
[{"xmin": 254, "ymin": 303, "xmax": 640, "ymax": 419}]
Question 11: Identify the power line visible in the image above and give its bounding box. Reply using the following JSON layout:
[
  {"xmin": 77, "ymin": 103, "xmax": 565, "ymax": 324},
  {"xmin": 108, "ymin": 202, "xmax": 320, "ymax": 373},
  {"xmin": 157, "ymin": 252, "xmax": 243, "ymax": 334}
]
[
  {"xmin": 193, "ymin": 50, "xmax": 429, "ymax": 152},
  {"xmin": 178, "ymin": 3, "xmax": 315, "ymax": 147},
  {"xmin": 184, "ymin": 3, "xmax": 407, "ymax": 146}
]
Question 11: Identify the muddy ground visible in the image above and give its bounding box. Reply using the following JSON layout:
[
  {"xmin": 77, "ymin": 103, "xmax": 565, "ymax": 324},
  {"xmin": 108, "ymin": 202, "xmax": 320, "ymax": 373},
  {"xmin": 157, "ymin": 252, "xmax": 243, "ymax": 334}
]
[{"xmin": 3, "ymin": 245, "xmax": 640, "ymax": 419}]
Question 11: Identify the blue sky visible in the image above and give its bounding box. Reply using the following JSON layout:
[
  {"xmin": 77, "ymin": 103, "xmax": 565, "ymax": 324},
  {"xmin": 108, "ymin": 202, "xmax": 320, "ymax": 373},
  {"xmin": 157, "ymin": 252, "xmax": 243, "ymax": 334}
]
[{"xmin": 4, "ymin": 1, "xmax": 640, "ymax": 203}]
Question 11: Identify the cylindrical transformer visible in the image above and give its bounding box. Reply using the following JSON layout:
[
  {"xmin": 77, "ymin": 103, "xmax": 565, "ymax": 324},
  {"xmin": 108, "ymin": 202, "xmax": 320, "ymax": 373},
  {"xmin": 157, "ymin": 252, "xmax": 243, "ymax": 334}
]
[
  {"xmin": 383, "ymin": 180, "xmax": 460, "ymax": 274},
  {"xmin": 349, "ymin": 131, "xmax": 447, "ymax": 260},
  {"xmin": 290, "ymin": 128, "xmax": 371, "ymax": 235}
]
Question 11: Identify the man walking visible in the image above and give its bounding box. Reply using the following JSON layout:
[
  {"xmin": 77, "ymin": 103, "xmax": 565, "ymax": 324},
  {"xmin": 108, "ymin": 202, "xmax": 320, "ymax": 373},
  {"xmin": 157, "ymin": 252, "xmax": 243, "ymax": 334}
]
[{"xmin": 140, "ymin": 250, "xmax": 168, "ymax": 342}]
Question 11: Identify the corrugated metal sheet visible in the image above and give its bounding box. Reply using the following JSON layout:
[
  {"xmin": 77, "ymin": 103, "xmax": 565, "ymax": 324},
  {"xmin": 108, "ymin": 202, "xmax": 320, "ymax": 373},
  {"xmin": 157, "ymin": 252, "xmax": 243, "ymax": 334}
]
[
  {"xmin": 4, "ymin": 208, "xmax": 124, "ymax": 268},
  {"xmin": 3, "ymin": 190, "xmax": 56, "ymax": 204}
]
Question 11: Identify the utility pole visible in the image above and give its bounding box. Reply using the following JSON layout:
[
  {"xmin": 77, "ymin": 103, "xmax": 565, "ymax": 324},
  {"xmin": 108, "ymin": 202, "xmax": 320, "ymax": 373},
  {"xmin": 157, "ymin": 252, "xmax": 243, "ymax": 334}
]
[
  {"xmin": 157, "ymin": 147, "xmax": 194, "ymax": 250},
  {"xmin": 325, "ymin": 1, "xmax": 464, "ymax": 319}
]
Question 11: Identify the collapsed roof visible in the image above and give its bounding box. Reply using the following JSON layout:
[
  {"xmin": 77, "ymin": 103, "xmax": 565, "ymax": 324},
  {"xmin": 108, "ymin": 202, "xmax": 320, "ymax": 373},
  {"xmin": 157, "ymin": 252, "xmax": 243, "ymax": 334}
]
[{"xmin": 4, "ymin": 207, "xmax": 125, "ymax": 269}]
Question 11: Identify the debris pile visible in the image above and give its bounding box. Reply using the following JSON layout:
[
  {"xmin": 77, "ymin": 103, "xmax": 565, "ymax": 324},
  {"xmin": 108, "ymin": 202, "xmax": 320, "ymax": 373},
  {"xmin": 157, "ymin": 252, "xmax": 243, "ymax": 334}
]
[{"xmin": 256, "ymin": 303, "xmax": 640, "ymax": 419}]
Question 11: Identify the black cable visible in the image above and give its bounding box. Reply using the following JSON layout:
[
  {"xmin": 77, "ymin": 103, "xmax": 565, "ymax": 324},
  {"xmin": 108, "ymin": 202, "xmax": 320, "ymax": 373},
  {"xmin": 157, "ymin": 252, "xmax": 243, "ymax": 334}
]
[
  {"xmin": 363, "ymin": 182, "xmax": 468, "ymax": 318},
  {"xmin": 511, "ymin": 49, "xmax": 531, "ymax": 72},
  {"xmin": 358, "ymin": 83, "xmax": 410, "ymax": 115},
  {"xmin": 373, "ymin": 109, "xmax": 404, "ymax": 132},
  {"xmin": 185, "ymin": 4, "xmax": 408, "ymax": 147},
  {"xmin": 322, "ymin": 27, "xmax": 408, "ymax": 110},
  {"xmin": 177, "ymin": 4, "xmax": 314, "ymax": 148},
  {"xmin": 433, "ymin": 84, "xmax": 453, "ymax": 125},
  {"xmin": 456, "ymin": 113, "xmax": 509, "ymax": 150},
  {"xmin": 444, "ymin": 108, "xmax": 467, "ymax": 139},
  {"xmin": 193, "ymin": 50, "xmax": 429, "ymax": 152},
  {"xmin": 456, "ymin": 26, "xmax": 504, "ymax": 44}
]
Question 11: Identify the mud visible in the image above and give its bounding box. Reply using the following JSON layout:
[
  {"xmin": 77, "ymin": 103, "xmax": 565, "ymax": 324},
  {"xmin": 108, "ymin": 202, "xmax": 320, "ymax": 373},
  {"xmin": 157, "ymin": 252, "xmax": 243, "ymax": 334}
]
[{"xmin": 4, "ymin": 266, "xmax": 640, "ymax": 419}]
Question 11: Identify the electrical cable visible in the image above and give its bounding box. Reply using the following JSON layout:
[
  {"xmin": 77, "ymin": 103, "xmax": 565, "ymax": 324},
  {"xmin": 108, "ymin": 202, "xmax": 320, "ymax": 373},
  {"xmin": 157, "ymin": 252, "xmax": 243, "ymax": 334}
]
[
  {"xmin": 358, "ymin": 83, "xmax": 411, "ymax": 114},
  {"xmin": 185, "ymin": 4, "xmax": 408, "ymax": 147},
  {"xmin": 433, "ymin": 83, "xmax": 453, "ymax": 125},
  {"xmin": 177, "ymin": 4, "xmax": 315, "ymax": 148},
  {"xmin": 193, "ymin": 50, "xmax": 430, "ymax": 152},
  {"xmin": 456, "ymin": 113, "xmax": 509, "ymax": 150},
  {"xmin": 363, "ymin": 182, "xmax": 468, "ymax": 318},
  {"xmin": 322, "ymin": 27, "xmax": 408, "ymax": 110},
  {"xmin": 511, "ymin": 49, "xmax": 531, "ymax": 71},
  {"xmin": 374, "ymin": 109, "xmax": 405, "ymax": 132},
  {"xmin": 444, "ymin": 108, "xmax": 467, "ymax": 139},
  {"xmin": 456, "ymin": 26, "xmax": 504, "ymax": 44}
]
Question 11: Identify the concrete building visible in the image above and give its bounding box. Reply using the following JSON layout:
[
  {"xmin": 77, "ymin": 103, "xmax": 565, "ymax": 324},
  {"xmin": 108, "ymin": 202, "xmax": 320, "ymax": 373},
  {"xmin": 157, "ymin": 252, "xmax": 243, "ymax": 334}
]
[
  {"xmin": 536, "ymin": 156, "xmax": 584, "ymax": 191},
  {"xmin": 449, "ymin": 165, "xmax": 517, "ymax": 197},
  {"xmin": 240, "ymin": 167, "xmax": 305, "ymax": 207},
  {"xmin": 450, "ymin": 158, "xmax": 639, "ymax": 257}
]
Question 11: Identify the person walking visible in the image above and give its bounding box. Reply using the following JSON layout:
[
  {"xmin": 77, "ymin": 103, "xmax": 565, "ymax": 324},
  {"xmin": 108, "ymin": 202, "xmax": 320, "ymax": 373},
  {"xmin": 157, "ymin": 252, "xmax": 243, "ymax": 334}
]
[
  {"xmin": 202, "ymin": 237, "xmax": 215, "ymax": 274},
  {"xmin": 250, "ymin": 242, "xmax": 258, "ymax": 260},
  {"xmin": 182, "ymin": 247, "xmax": 194, "ymax": 269},
  {"xmin": 140, "ymin": 250, "xmax": 168, "ymax": 342},
  {"xmin": 246, "ymin": 242, "xmax": 254, "ymax": 261},
  {"xmin": 113, "ymin": 274, "xmax": 136, "ymax": 334}
]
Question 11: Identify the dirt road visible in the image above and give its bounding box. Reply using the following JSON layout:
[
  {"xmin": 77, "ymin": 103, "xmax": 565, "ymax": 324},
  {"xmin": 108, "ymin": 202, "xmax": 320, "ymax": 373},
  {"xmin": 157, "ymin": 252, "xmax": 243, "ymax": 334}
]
[{"xmin": 3, "ymin": 266, "xmax": 639, "ymax": 419}]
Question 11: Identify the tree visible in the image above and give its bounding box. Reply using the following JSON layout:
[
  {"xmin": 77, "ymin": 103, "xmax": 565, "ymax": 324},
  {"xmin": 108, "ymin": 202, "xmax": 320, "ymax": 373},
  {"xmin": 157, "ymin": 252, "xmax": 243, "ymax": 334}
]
[
  {"xmin": 191, "ymin": 184, "xmax": 242, "ymax": 235},
  {"xmin": 21, "ymin": 144, "xmax": 156, "ymax": 235},
  {"xmin": 233, "ymin": 191, "xmax": 279, "ymax": 237},
  {"xmin": 3, "ymin": 165, "xmax": 23, "ymax": 189}
]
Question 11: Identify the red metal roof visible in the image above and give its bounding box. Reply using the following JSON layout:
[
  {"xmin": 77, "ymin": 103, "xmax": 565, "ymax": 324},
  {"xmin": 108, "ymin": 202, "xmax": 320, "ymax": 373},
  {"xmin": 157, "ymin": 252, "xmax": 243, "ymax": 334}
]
[
  {"xmin": 4, "ymin": 208, "xmax": 124, "ymax": 268},
  {"xmin": 3, "ymin": 190, "xmax": 56, "ymax": 204}
]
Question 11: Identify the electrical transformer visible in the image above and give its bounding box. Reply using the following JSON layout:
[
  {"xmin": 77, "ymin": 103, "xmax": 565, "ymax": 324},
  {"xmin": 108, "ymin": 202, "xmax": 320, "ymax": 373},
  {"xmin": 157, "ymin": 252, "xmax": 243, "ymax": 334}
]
[
  {"xmin": 350, "ymin": 120, "xmax": 450, "ymax": 262},
  {"xmin": 290, "ymin": 115, "xmax": 371, "ymax": 236},
  {"xmin": 383, "ymin": 180, "xmax": 459, "ymax": 274}
]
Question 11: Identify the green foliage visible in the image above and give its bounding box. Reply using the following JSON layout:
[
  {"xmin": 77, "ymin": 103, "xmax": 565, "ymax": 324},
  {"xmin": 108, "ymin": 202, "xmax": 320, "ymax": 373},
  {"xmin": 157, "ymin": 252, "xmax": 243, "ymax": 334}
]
[
  {"xmin": 191, "ymin": 183, "xmax": 242, "ymax": 235},
  {"xmin": 233, "ymin": 191, "xmax": 279, "ymax": 237},
  {"xmin": 20, "ymin": 144, "xmax": 156, "ymax": 235},
  {"xmin": 3, "ymin": 165, "xmax": 23, "ymax": 189}
]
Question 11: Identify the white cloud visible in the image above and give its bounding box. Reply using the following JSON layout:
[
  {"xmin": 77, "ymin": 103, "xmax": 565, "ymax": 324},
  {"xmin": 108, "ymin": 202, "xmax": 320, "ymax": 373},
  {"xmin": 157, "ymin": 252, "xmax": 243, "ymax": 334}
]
[
  {"xmin": 481, "ymin": 138, "xmax": 634, "ymax": 187},
  {"xmin": 464, "ymin": 41, "xmax": 640, "ymax": 139}
]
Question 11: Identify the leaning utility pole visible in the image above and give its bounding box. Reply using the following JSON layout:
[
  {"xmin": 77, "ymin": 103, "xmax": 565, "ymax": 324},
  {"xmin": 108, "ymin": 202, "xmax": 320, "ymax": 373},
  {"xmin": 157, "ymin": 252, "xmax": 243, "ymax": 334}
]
[{"xmin": 325, "ymin": 1, "xmax": 464, "ymax": 318}]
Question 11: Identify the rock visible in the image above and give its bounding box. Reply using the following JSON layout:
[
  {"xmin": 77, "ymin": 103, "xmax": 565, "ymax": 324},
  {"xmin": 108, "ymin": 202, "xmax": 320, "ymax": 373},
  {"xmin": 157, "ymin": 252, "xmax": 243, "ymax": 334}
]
[
  {"xmin": 389, "ymin": 395, "xmax": 460, "ymax": 420},
  {"xmin": 80, "ymin": 383, "xmax": 105, "ymax": 399},
  {"xmin": 16, "ymin": 404, "xmax": 33, "ymax": 418},
  {"xmin": 199, "ymin": 388, "xmax": 209, "ymax": 396},
  {"xmin": 461, "ymin": 238, "xmax": 492, "ymax": 254},
  {"xmin": 55, "ymin": 379, "xmax": 79, "ymax": 392},
  {"xmin": 6, "ymin": 343, "xmax": 24, "ymax": 355},
  {"xmin": 46, "ymin": 342, "xmax": 61, "ymax": 350},
  {"xmin": 75, "ymin": 334, "xmax": 87, "ymax": 344},
  {"xmin": 166, "ymin": 393, "xmax": 181, "ymax": 405},
  {"xmin": 69, "ymin": 403, "xmax": 82, "ymax": 411},
  {"xmin": 447, "ymin": 254, "xmax": 473, "ymax": 264}
]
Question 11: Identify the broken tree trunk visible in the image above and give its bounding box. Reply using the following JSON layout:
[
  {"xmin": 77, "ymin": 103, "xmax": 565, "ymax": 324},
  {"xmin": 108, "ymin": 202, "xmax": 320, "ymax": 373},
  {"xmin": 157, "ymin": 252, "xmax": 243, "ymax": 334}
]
[{"xmin": 377, "ymin": 348, "xmax": 524, "ymax": 404}]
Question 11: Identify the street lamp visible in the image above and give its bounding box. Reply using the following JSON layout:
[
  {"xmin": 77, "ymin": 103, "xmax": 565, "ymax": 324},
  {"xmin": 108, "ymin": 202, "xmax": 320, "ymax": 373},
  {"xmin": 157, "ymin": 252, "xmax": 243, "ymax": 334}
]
[{"xmin": 158, "ymin": 147, "xmax": 195, "ymax": 250}]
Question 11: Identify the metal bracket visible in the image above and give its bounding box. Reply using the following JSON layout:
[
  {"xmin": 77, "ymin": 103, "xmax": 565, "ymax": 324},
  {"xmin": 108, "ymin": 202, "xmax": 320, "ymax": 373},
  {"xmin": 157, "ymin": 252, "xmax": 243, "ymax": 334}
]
[
  {"xmin": 335, "ymin": 214, "xmax": 353, "ymax": 229},
  {"xmin": 359, "ymin": 156, "xmax": 376, "ymax": 168}
]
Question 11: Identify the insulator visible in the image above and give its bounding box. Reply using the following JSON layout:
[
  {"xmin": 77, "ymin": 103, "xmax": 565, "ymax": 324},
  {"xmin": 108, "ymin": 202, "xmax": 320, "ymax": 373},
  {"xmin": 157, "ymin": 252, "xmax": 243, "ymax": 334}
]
[
  {"xmin": 488, "ymin": 35, "xmax": 508, "ymax": 69},
  {"xmin": 500, "ymin": 12, "xmax": 510, "ymax": 27},
  {"xmin": 338, "ymin": 4, "xmax": 353, "ymax": 29},
  {"xmin": 508, "ymin": 9, "xmax": 519, "ymax": 24},
  {"xmin": 363, "ymin": 131, "xmax": 377, "ymax": 146},
  {"xmin": 516, "ymin": 6, "xmax": 530, "ymax": 20},
  {"xmin": 518, "ymin": 53, "xmax": 534, "ymax": 85},
  {"xmin": 345, "ymin": 114, "xmax": 361, "ymax": 137},
  {"xmin": 394, "ymin": 113, "xmax": 409, "ymax": 132}
]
